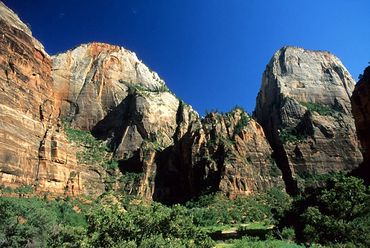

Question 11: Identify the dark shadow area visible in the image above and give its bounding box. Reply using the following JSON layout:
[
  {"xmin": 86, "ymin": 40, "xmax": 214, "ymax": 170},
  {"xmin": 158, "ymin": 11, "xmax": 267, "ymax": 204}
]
[
  {"xmin": 118, "ymin": 151, "xmax": 143, "ymax": 173},
  {"xmin": 91, "ymin": 94, "xmax": 137, "ymax": 150}
]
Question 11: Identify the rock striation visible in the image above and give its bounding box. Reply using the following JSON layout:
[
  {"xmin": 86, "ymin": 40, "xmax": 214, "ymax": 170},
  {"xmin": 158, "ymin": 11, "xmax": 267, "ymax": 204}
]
[
  {"xmin": 52, "ymin": 43, "xmax": 164, "ymax": 131},
  {"xmin": 351, "ymin": 66, "xmax": 370, "ymax": 183},
  {"xmin": 255, "ymin": 46, "xmax": 363, "ymax": 194},
  {"xmin": 0, "ymin": 2, "xmax": 80, "ymax": 195}
]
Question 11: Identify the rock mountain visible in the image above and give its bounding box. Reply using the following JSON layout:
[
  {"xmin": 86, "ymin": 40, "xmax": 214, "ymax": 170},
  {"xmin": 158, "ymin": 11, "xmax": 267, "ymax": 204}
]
[
  {"xmin": 255, "ymin": 47, "xmax": 363, "ymax": 194},
  {"xmin": 0, "ymin": 2, "xmax": 366, "ymax": 202}
]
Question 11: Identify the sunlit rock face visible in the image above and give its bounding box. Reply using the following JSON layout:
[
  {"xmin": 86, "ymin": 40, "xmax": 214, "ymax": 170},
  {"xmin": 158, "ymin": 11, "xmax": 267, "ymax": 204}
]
[
  {"xmin": 53, "ymin": 42, "xmax": 284, "ymax": 202},
  {"xmin": 52, "ymin": 42, "xmax": 164, "ymax": 131},
  {"xmin": 0, "ymin": 1, "xmax": 284, "ymax": 201},
  {"xmin": 351, "ymin": 66, "xmax": 370, "ymax": 183},
  {"xmin": 0, "ymin": 2, "xmax": 89, "ymax": 195},
  {"xmin": 255, "ymin": 46, "xmax": 363, "ymax": 194}
]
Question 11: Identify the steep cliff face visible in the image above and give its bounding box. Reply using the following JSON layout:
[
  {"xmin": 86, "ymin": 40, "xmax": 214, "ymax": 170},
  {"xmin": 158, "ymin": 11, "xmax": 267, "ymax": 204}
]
[
  {"xmin": 255, "ymin": 46, "xmax": 363, "ymax": 194},
  {"xmin": 0, "ymin": 2, "xmax": 87, "ymax": 195},
  {"xmin": 351, "ymin": 66, "xmax": 370, "ymax": 182},
  {"xmin": 52, "ymin": 43, "xmax": 283, "ymax": 202},
  {"xmin": 52, "ymin": 43, "xmax": 164, "ymax": 131},
  {"xmin": 196, "ymin": 109, "xmax": 283, "ymax": 199}
]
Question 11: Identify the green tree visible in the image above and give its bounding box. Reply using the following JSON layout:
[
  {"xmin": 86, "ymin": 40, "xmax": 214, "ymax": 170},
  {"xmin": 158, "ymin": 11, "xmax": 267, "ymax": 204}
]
[{"xmin": 279, "ymin": 175, "xmax": 370, "ymax": 247}]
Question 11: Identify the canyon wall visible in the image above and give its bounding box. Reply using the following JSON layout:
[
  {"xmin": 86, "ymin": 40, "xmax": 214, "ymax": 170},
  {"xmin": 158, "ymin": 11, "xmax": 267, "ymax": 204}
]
[{"xmin": 255, "ymin": 46, "xmax": 363, "ymax": 193}]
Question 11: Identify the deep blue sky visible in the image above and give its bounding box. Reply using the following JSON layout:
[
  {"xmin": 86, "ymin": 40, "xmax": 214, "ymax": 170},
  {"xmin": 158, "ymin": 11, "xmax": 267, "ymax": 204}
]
[{"xmin": 3, "ymin": 0, "xmax": 370, "ymax": 115}]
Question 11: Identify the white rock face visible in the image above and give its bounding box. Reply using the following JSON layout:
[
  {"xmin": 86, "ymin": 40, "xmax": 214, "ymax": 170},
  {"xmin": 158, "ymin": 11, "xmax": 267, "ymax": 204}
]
[
  {"xmin": 255, "ymin": 46, "xmax": 362, "ymax": 194},
  {"xmin": 52, "ymin": 42, "xmax": 165, "ymax": 130}
]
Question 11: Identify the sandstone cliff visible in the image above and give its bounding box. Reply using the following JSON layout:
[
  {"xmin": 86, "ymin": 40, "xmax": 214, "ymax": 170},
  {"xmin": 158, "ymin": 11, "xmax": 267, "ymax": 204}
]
[
  {"xmin": 255, "ymin": 46, "xmax": 363, "ymax": 194},
  {"xmin": 0, "ymin": 0, "xmax": 283, "ymax": 200},
  {"xmin": 351, "ymin": 65, "xmax": 370, "ymax": 183},
  {"xmin": 52, "ymin": 42, "xmax": 283, "ymax": 202},
  {"xmin": 52, "ymin": 43, "xmax": 164, "ymax": 131},
  {"xmin": 0, "ymin": 2, "xmax": 104, "ymax": 196}
]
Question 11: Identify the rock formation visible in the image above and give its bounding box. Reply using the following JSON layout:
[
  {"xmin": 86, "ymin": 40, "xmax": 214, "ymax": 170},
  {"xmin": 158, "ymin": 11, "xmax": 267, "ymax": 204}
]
[
  {"xmin": 255, "ymin": 46, "xmax": 363, "ymax": 194},
  {"xmin": 51, "ymin": 41, "xmax": 284, "ymax": 202},
  {"xmin": 0, "ymin": 2, "xmax": 283, "ymax": 201},
  {"xmin": 52, "ymin": 43, "xmax": 164, "ymax": 131},
  {"xmin": 351, "ymin": 65, "xmax": 370, "ymax": 183},
  {"xmin": 0, "ymin": 2, "xmax": 105, "ymax": 196}
]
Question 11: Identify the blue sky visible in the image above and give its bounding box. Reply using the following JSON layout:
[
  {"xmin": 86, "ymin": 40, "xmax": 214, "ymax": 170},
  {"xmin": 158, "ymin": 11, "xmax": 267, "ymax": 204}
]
[{"xmin": 3, "ymin": 0, "xmax": 370, "ymax": 115}]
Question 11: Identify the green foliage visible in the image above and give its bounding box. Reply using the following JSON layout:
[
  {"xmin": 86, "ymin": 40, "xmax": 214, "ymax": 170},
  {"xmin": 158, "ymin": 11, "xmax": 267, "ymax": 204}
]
[
  {"xmin": 14, "ymin": 185, "xmax": 34, "ymax": 195},
  {"xmin": 279, "ymin": 175, "xmax": 370, "ymax": 247},
  {"xmin": 84, "ymin": 197, "xmax": 214, "ymax": 247},
  {"xmin": 232, "ymin": 236, "xmax": 304, "ymax": 248},
  {"xmin": 0, "ymin": 189, "xmax": 299, "ymax": 247},
  {"xmin": 63, "ymin": 122, "xmax": 119, "ymax": 171},
  {"xmin": 0, "ymin": 197, "xmax": 88, "ymax": 247},
  {"xmin": 279, "ymin": 128, "xmax": 305, "ymax": 144},
  {"xmin": 300, "ymin": 102, "xmax": 337, "ymax": 116},
  {"xmin": 280, "ymin": 227, "xmax": 295, "ymax": 241},
  {"xmin": 234, "ymin": 111, "xmax": 250, "ymax": 135},
  {"xmin": 186, "ymin": 189, "xmax": 291, "ymax": 227},
  {"xmin": 119, "ymin": 80, "xmax": 171, "ymax": 94},
  {"xmin": 120, "ymin": 172, "xmax": 143, "ymax": 192}
]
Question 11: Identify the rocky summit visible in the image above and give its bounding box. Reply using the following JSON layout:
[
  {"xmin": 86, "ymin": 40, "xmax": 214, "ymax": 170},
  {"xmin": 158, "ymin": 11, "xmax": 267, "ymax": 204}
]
[
  {"xmin": 255, "ymin": 46, "xmax": 363, "ymax": 193},
  {"xmin": 0, "ymin": 2, "xmax": 366, "ymax": 202},
  {"xmin": 52, "ymin": 42, "xmax": 164, "ymax": 131}
]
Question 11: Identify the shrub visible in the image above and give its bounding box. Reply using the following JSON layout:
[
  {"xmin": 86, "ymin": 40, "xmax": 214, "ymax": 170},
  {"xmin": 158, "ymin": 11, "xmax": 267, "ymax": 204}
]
[
  {"xmin": 300, "ymin": 102, "xmax": 336, "ymax": 116},
  {"xmin": 234, "ymin": 111, "xmax": 250, "ymax": 135},
  {"xmin": 279, "ymin": 175, "xmax": 370, "ymax": 247},
  {"xmin": 84, "ymin": 197, "xmax": 214, "ymax": 247},
  {"xmin": 279, "ymin": 128, "xmax": 305, "ymax": 144}
]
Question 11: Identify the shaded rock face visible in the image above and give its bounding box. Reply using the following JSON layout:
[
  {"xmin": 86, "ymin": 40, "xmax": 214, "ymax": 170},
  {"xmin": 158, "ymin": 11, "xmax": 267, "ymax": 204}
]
[
  {"xmin": 0, "ymin": 2, "xmax": 90, "ymax": 195},
  {"xmin": 106, "ymin": 105, "xmax": 284, "ymax": 204},
  {"xmin": 351, "ymin": 66, "xmax": 370, "ymax": 183},
  {"xmin": 255, "ymin": 47, "xmax": 363, "ymax": 194},
  {"xmin": 52, "ymin": 43, "xmax": 164, "ymax": 131},
  {"xmin": 193, "ymin": 109, "xmax": 283, "ymax": 200}
]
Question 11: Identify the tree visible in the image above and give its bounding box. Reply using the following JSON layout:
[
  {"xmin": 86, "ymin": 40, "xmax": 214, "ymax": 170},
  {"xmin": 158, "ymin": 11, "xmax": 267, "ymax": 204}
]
[{"xmin": 279, "ymin": 175, "xmax": 370, "ymax": 247}]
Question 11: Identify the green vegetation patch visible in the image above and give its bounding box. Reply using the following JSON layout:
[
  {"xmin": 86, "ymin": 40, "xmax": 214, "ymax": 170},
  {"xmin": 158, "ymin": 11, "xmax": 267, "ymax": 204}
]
[
  {"xmin": 186, "ymin": 188, "xmax": 292, "ymax": 228},
  {"xmin": 63, "ymin": 122, "xmax": 118, "ymax": 170},
  {"xmin": 300, "ymin": 102, "xmax": 337, "ymax": 116},
  {"xmin": 279, "ymin": 128, "xmax": 306, "ymax": 144},
  {"xmin": 278, "ymin": 175, "xmax": 370, "ymax": 247},
  {"xmin": 234, "ymin": 111, "xmax": 250, "ymax": 135},
  {"xmin": 119, "ymin": 80, "xmax": 171, "ymax": 94},
  {"xmin": 0, "ymin": 196, "xmax": 89, "ymax": 247}
]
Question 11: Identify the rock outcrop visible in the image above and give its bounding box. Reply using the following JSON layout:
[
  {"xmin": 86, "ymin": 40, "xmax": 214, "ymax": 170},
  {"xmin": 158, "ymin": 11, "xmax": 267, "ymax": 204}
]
[
  {"xmin": 52, "ymin": 42, "xmax": 283, "ymax": 202},
  {"xmin": 196, "ymin": 109, "xmax": 283, "ymax": 199},
  {"xmin": 351, "ymin": 66, "xmax": 370, "ymax": 183},
  {"xmin": 52, "ymin": 43, "xmax": 164, "ymax": 130},
  {"xmin": 255, "ymin": 46, "xmax": 363, "ymax": 194},
  {"xmin": 0, "ymin": 2, "xmax": 85, "ymax": 195}
]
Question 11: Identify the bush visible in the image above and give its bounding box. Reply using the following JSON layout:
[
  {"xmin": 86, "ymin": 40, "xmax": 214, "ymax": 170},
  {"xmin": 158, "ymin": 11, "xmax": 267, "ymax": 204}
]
[
  {"xmin": 0, "ymin": 196, "xmax": 90, "ymax": 247},
  {"xmin": 279, "ymin": 175, "xmax": 370, "ymax": 247},
  {"xmin": 300, "ymin": 102, "xmax": 337, "ymax": 116},
  {"xmin": 84, "ymin": 196, "xmax": 214, "ymax": 247},
  {"xmin": 186, "ymin": 189, "xmax": 291, "ymax": 227},
  {"xmin": 279, "ymin": 128, "xmax": 305, "ymax": 144}
]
